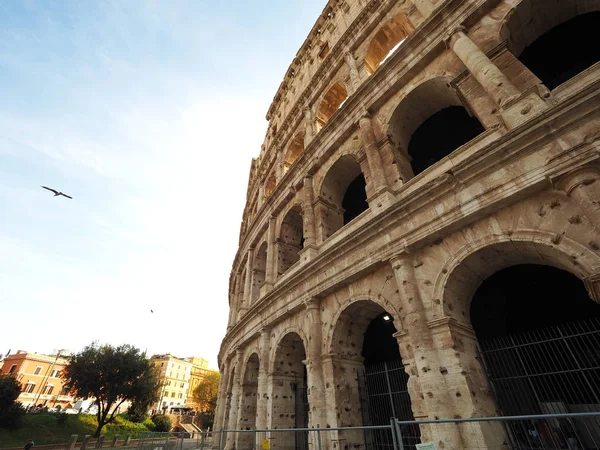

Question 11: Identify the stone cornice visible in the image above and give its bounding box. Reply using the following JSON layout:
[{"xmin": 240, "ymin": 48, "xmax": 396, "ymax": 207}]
[{"xmin": 220, "ymin": 82, "xmax": 600, "ymax": 361}]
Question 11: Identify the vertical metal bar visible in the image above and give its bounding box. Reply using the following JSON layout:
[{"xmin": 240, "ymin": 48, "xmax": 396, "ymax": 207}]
[
  {"xmin": 317, "ymin": 429, "xmax": 322, "ymax": 450},
  {"xmin": 383, "ymin": 362, "xmax": 397, "ymax": 420},
  {"xmin": 392, "ymin": 418, "xmax": 404, "ymax": 450}
]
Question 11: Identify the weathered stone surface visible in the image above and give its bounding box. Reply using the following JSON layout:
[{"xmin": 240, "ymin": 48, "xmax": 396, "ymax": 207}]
[{"xmin": 217, "ymin": 1, "xmax": 600, "ymax": 449}]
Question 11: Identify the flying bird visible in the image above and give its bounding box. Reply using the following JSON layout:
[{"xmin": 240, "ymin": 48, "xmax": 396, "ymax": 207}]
[
  {"xmin": 41, "ymin": 186, "xmax": 72, "ymax": 199},
  {"xmin": 151, "ymin": 310, "xmax": 154, "ymax": 313}
]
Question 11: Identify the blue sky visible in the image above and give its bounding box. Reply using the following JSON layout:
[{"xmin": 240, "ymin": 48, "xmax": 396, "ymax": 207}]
[{"xmin": 0, "ymin": 0, "xmax": 325, "ymax": 368}]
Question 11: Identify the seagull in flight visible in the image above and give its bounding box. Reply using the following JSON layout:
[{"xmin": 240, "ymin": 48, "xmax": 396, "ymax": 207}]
[{"xmin": 41, "ymin": 186, "xmax": 72, "ymax": 199}]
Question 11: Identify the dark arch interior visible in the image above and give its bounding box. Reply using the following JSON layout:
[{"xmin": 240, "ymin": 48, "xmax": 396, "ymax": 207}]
[
  {"xmin": 342, "ymin": 174, "xmax": 368, "ymax": 224},
  {"xmin": 362, "ymin": 312, "xmax": 400, "ymax": 366},
  {"xmin": 408, "ymin": 106, "xmax": 484, "ymax": 176},
  {"xmin": 471, "ymin": 264, "xmax": 600, "ymax": 340},
  {"xmin": 519, "ymin": 12, "xmax": 600, "ymax": 91}
]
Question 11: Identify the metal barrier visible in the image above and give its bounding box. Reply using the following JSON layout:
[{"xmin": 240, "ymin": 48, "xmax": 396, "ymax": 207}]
[
  {"xmin": 394, "ymin": 411, "xmax": 600, "ymax": 449},
  {"xmin": 137, "ymin": 431, "xmax": 205, "ymax": 450},
  {"xmin": 217, "ymin": 412, "xmax": 600, "ymax": 450}
]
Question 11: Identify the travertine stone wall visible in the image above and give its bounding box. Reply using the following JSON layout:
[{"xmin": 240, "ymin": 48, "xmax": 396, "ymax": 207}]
[{"xmin": 218, "ymin": 0, "xmax": 600, "ymax": 448}]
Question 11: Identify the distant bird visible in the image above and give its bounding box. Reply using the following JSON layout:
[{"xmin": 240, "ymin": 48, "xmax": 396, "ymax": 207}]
[
  {"xmin": 41, "ymin": 186, "xmax": 72, "ymax": 199},
  {"xmin": 151, "ymin": 310, "xmax": 154, "ymax": 313}
]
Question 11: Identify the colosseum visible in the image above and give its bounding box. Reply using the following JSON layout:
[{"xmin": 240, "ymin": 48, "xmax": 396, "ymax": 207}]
[{"xmin": 215, "ymin": 0, "xmax": 600, "ymax": 448}]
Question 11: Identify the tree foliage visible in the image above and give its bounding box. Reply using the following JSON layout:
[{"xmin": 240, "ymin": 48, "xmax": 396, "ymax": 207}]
[
  {"xmin": 0, "ymin": 373, "xmax": 25, "ymax": 429},
  {"xmin": 62, "ymin": 343, "xmax": 160, "ymax": 437},
  {"xmin": 193, "ymin": 371, "xmax": 220, "ymax": 426},
  {"xmin": 151, "ymin": 414, "xmax": 171, "ymax": 432}
]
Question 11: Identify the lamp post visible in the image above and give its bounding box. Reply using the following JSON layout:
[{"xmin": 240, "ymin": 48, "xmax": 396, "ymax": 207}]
[{"xmin": 33, "ymin": 349, "xmax": 64, "ymax": 409}]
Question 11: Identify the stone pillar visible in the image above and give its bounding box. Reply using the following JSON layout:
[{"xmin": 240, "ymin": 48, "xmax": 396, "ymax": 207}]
[
  {"xmin": 122, "ymin": 435, "xmax": 131, "ymax": 447},
  {"xmin": 300, "ymin": 176, "xmax": 318, "ymax": 259},
  {"xmin": 390, "ymin": 253, "xmax": 464, "ymax": 449},
  {"xmin": 410, "ymin": 0, "xmax": 436, "ymax": 17},
  {"xmin": 110, "ymin": 436, "xmax": 119, "ymax": 447},
  {"xmin": 359, "ymin": 114, "xmax": 395, "ymax": 211},
  {"xmin": 67, "ymin": 435, "xmax": 78, "ymax": 450},
  {"xmin": 213, "ymin": 359, "xmax": 230, "ymax": 449},
  {"xmin": 95, "ymin": 435, "xmax": 105, "ymax": 449},
  {"xmin": 556, "ymin": 165, "xmax": 600, "ymax": 228},
  {"xmin": 264, "ymin": 216, "xmax": 278, "ymax": 289},
  {"xmin": 379, "ymin": 136, "xmax": 414, "ymax": 187},
  {"xmin": 344, "ymin": 52, "xmax": 361, "ymax": 93},
  {"xmin": 81, "ymin": 435, "xmax": 91, "ymax": 450},
  {"xmin": 243, "ymin": 247, "xmax": 254, "ymax": 308},
  {"xmin": 304, "ymin": 298, "xmax": 326, "ymax": 428},
  {"xmin": 225, "ymin": 350, "xmax": 244, "ymax": 450},
  {"xmin": 256, "ymin": 328, "xmax": 271, "ymax": 429},
  {"xmin": 447, "ymin": 29, "xmax": 521, "ymax": 108},
  {"xmin": 304, "ymin": 106, "xmax": 316, "ymax": 146}
]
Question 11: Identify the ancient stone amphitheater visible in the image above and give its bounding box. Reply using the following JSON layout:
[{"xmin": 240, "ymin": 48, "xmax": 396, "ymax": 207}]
[{"xmin": 215, "ymin": 0, "xmax": 600, "ymax": 448}]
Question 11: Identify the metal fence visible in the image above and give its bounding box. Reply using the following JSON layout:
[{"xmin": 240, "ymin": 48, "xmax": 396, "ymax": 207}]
[
  {"xmin": 137, "ymin": 431, "xmax": 207, "ymax": 450},
  {"xmin": 217, "ymin": 412, "xmax": 600, "ymax": 450}
]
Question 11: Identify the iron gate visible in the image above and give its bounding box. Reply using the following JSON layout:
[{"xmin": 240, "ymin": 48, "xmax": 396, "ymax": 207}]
[
  {"xmin": 359, "ymin": 359, "xmax": 420, "ymax": 450},
  {"xmin": 293, "ymin": 383, "xmax": 309, "ymax": 450},
  {"xmin": 479, "ymin": 317, "xmax": 600, "ymax": 448}
]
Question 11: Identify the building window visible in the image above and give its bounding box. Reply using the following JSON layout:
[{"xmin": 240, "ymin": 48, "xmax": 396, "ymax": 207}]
[
  {"xmin": 164, "ymin": 391, "xmax": 169, "ymax": 397},
  {"xmin": 8, "ymin": 364, "xmax": 17, "ymax": 374},
  {"xmin": 171, "ymin": 392, "xmax": 175, "ymax": 398},
  {"xmin": 43, "ymin": 385, "xmax": 54, "ymax": 395},
  {"xmin": 33, "ymin": 366, "xmax": 42, "ymax": 375},
  {"xmin": 180, "ymin": 383, "xmax": 184, "ymax": 388},
  {"xmin": 178, "ymin": 393, "xmax": 183, "ymax": 399},
  {"xmin": 24, "ymin": 382, "xmax": 36, "ymax": 393},
  {"xmin": 167, "ymin": 380, "xmax": 171, "ymax": 386},
  {"xmin": 169, "ymin": 371, "xmax": 172, "ymax": 377},
  {"xmin": 60, "ymin": 386, "xmax": 69, "ymax": 396},
  {"xmin": 161, "ymin": 362, "xmax": 164, "ymax": 367},
  {"xmin": 51, "ymin": 369, "xmax": 60, "ymax": 378}
]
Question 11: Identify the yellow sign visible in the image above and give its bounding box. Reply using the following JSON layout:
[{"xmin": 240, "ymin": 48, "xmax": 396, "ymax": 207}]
[{"xmin": 262, "ymin": 440, "xmax": 270, "ymax": 450}]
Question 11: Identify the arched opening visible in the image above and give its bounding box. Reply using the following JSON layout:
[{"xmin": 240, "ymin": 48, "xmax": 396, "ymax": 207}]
[
  {"xmin": 237, "ymin": 267, "xmax": 246, "ymax": 317},
  {"xmin": 471, "ymin": 264, "xmax": 600, "ymax": 447},
  {"xmin": 264, "ymin": 172, "xmax": 277, "ymax": 199},
  {"xmin": 284, "ymin": 131, "xmax": 305, "ymax": 173},
  {"xmin": 252, "ymin": 243, "xmax": 267, "ymax": 302},
  {"xmin": 365, "ymin": 14, "xmax": 415, "ymax": 74},
  {"xmin": 331, "ymin": 301, "xmax": 418, "ymax": 448},
  {"xmin": 271, "ymin": 333, "xmax": 308, "ymax": 450},
  {"xmin": 223, "ymin": 366, "xmax": 236, "ymax": 430},
  {"xmin": 238, "ymin": 354, "xmax": 260, "ymax": 449},
  {"xmin": 388, "ymin": 78, "xmax": 485, "ymax": 177},
  {"xmin": 277, "ymin": 206, "xmax": 304, "ymax": 277},
  {"xmin": 504, "ymin": 0, "xmax": 600, "ymax": 91},
  {"xmin": 318, "ymin": 155, "xmax": 368, "ymax": 241},
  {"xmin": 317, "ymin": 82, "xmax": 348, "ymax": 130}
]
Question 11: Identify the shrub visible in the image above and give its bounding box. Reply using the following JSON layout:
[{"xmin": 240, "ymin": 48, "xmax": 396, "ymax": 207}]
[
  {"xmin": 126, "ymin": 402, "xmax": 149, "ymax": 423},
  {"xmin": 151, "ymin": 414, "xmax": 171, "ymax": 432},
  {"xmin": 57, "ymin": 413, "xmax": 69, "ymax": 426},
  {"xmin": 0, "ymin": 374, "xmax": 25, "ymax": 430}
]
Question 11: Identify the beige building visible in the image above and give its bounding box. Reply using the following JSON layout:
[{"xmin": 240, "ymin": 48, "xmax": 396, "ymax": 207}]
[
  {"xmin": 216, "ymin": 0, "xmax": 600, "ymax": 449},
  {"xmin": 0, "ymin": 350, "xmax": 75, "ymax": 410},
  {"xmin": 185, "ymin": 357, "xmax": 218, "ymax": 412},
  {"xmin": 151, "ymin": 354, "xmax": 193, "ymax": 412}
]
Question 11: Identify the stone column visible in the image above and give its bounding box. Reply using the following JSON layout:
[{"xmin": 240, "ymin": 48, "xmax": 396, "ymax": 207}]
[
  {"xmin": 256, "ymin": 328, "xmax": 271, "ymax": 429},
  {"xmin": 300, "ymin": 176, "xmax": 318, "ymax": 259},
  {"xmin": 556, "ymin": 165, "xmax": 600, "ymax": 228},
  {"xmin": 95, "ymin": 435, "xmax": 105, "ymax": 449},
  {"xmin": 213, "ymin": 359, "xmax": 230, "ymax": 449},
  {"xmin": 390, "ymin": 253, "xmax": 464, "ymax": 449},
  {"xmin": 225, "ymin": 350, "xmax": 244, "ymax": 450},
  {"xmin": 304, "ymin": 298, "xmax": 327, "ymax": 428},
  {"xmin": 110, "ymin": 436, "xmax": 119, "ymax": 447},
  {"xmin": 447, "ymin": 29, "xmax": 520, "ymax": 108},
  {"xmin": 81, "ymin": 436, "xmax": 91, "ymax": 450},
  {"xmin": 67, "ymin": 435, "xmax": 78, "ymax": 450},
  {"xmin": 243, "ymin": 247, "xmax": 254, "ymax": 307},
  {"xmin": 304, "ymin": 106, "xmax": 316, "ymax": 147},
  {"xmin": 379, "ymin": 136, "xmax": 414, "ymax": 187},
  {"xmin": 264, "ymin": 216, "xmax": 278, "ymax": 289},
  {"xmin": 344, "ymin": 52, "xmax": 362, "ymax": 93}
]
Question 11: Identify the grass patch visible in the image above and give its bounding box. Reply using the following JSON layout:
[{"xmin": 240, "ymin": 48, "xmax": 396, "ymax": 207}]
[{"xmin": 0, "ymin": 413, "xmax": 154, "ymax": 448}]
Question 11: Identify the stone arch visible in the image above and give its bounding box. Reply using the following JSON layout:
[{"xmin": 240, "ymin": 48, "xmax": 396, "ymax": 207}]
[
  {"xmin": 499, "ymin": 0, "xmax": 600, "ymax": 90},
  {"xmin": 269, "ymin": 326, "xmax": 310, "ymax": 375},
  {"xmin": 365, "ymin": 14, "xmax": 415, "ymax": 74},
  {"xmin": 269, "ymin": 330, "xmax": 309, "ymax": 435},
  {"xmin": 317, "ymin": 81, "xmax": 348, "ymax": 130},
  {"xmin": 284, "ymin": 130, "xmax": 305, "ymax": 173},
  {"xmin": 264, "ymin": 171, "xmax": 277, "ymax": 199},
  {"xmin": 277, "ymin": 204, "xmax": 304, "ymax": 277},
  {"xmin": 387, "ymin": 76, "xmax": 484, "ymax": 176},
  {"xmin": 251, "ymin": 241, "xmax": 268, "ymax": 303},
  {"xmin": 238, "ymin": 353, "xmax": 260, "ymax": 441},
  {"xmin": 435, "ymin": 231, "xmax": 600, "ymax": 324},
  {"xmin": 316, "ymin": 154, "xmax": 367, "ymax": 241}
]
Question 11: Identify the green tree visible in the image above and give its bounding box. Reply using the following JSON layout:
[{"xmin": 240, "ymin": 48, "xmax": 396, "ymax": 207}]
[
  {"xmin": 151, "ymin": 414, "xmax": 171, "ymax": 432},
  {"xmin": 0, "ymin": 373, "xmax": 25, "ymax": 429},
  {"xmin": 126, "ymin": 369, "xmax": 161, "ymax": 423},
  {"xmin": 62, "ymin": 343, "xmax": 160, "ymax": 437},
  {"xmin": 193, "ymin": 372, "xmax": 220, "ymax": 427}
]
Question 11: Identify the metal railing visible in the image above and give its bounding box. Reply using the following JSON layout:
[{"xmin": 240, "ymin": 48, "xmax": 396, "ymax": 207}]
[
  {"xmin": 216, "ymin": 412, "xmax": 600, "ymax": 450},
  {"xmin": 137, "ymin": 431, "xmax": 206, "ymax": 450}
]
